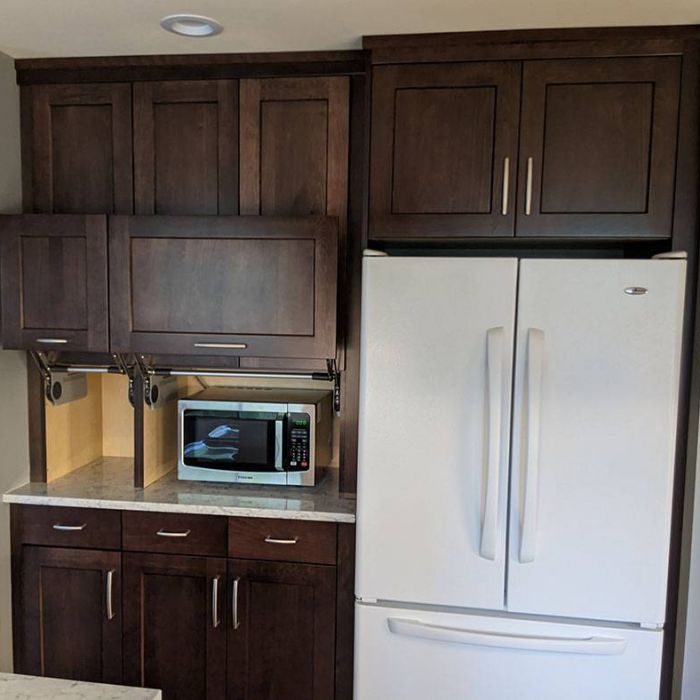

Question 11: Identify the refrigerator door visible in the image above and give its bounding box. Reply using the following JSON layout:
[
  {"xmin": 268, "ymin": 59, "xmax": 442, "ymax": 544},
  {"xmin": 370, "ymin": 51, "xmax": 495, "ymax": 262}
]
[
  {"xmin": 508, "ymin": 259, "xmax": 685, "ymax": 624},
  {"xmin": 354, "ymin": 603, "xmax": 663, "ymax": 700},
  {"xmin": 356, "ymin": 256, "xmax": 517, "ymax": 610}
]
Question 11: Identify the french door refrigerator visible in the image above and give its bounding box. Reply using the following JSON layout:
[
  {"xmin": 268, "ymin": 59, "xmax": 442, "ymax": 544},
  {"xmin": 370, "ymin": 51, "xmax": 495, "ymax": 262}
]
[{"xmin": 354, "ymin": 255, "xmax": 686, "ymax": 700}]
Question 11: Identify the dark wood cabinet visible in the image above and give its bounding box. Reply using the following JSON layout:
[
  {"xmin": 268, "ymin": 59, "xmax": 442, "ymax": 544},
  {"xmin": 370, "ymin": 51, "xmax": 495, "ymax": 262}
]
[
  {"xmin": 109, "ymin": 215, "xmax": 338, "ymax": 359},
  {"xmin": 123, "ymin": 552, "xmax": 227, "ymax": 700},
  {"xmin": 18, "ymin": 546, "xmax": 122, "ymax": 684},
  {"xmin": 370, "ymin": 62, "xmax": 521, "ymax": 238},
  {"xmin": 25, "ymin": 83, "xmax": 133, "ymax": 214},
  {"xmin": 0, "ymin": 214, "xmax": 109, "ymax": 351},
  {"xmin": 133, "ymin": 80, "xmax": 239, "ymax": 215},
  {"xmin": 227, "ymin": 559, "xmax": 336, "ymax": 700},
  {"xmin": 517, "ymin": 57, "xmax": 681, "ymax": 238}
]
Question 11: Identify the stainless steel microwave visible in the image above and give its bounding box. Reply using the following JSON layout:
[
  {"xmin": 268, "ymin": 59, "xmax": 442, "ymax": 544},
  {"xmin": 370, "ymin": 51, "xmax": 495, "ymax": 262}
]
[{"xmin": 178, "ymin": 388, "xmax": 332, "ymax": 487}]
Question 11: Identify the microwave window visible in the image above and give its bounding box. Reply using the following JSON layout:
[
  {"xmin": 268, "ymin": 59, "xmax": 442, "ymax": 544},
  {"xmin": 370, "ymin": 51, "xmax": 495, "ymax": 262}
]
[{"xmin": 183, "ymin": 411, "xmax": 277, "ymax": 470}]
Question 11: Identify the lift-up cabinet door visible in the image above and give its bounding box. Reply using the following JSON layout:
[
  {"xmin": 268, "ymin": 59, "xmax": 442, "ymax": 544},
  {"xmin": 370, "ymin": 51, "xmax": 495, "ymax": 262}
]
[
  {"xmin": 108, "ymin": 215, "xmax": 338, "ymax": 359},
  {"xmin": 0, "ymin": 214, "xmax": 109, "ymax": 352}
]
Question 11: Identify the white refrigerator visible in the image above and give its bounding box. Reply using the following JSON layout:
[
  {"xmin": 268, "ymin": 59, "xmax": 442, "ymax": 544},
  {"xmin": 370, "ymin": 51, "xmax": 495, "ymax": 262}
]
[{"xmin": 354, "ymin": 255, "xmax": 686, "ymax": 700}]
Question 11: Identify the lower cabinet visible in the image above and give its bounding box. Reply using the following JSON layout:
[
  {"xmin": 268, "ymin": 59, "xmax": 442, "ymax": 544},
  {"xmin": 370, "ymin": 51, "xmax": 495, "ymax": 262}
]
[
  {"xmin": 18, "ymin": 546, "xmax": 122, "ymax": 684},
  {"xmin": 228, "ymin": 559, "xmax": 336, "ymax": 700},
  {"xmin": 122, "ymin": 553, "xmax": 227, "ymax": 699}
]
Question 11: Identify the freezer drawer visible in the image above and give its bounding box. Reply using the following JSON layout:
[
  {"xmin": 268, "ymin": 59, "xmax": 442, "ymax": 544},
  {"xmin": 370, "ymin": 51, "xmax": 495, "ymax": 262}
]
[{"xmin": 354, "ymin": 603, "xmax": 663, "ymax": 700}]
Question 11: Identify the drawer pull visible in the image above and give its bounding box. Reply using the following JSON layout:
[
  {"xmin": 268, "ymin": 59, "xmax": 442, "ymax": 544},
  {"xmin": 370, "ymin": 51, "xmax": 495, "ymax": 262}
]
[
  {"xmin": 156, "ymin": 529, "xmax": 191, "ymax": 538},
  {"xmin": 106, "ymin": 570, "xmax": 116, "ymax": 621},
  {"xmin": 193, "ymin": 342, "xmax": 248, "ymax": 350},
  {"xmin": 53, "ymin": 523, "xmax": 87, "ymax": 532},
  {"xmin": 37, "ymin": 338, "xmax": 69, "ymax": 344},
  {"xmin": 264, "ymin": 536, "xmax": 299, "ymax": 545}
]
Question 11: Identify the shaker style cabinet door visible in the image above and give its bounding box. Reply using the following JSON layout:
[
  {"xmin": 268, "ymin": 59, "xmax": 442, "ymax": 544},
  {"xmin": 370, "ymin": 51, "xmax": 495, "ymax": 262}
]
[
  {"xmin": 133, "ymin": 80, "xmax": 238, "ymax": 215},
  {"xmin": 25, "ymin": 83, "xmax": 133, "ymax": 214},
  {"xmin": 122, "ymin": 553, "xmax": 227, "ymax": 700},
  {"xmin": 0, "ymin": 214, "xmax": 109, "ymax": 352},
  {"xmin": 108, "ymin": 215, "xmax": 338, "ymax": 359},
  {"xmin": 369, "ymin": 62, "xmax": 521, "ymax": 238},
  {"xmin": 227, "ymin": 559, "xmax": 336, "ymax": 700},
  {"xmin": 17, "ymin": 546, "xmax": 122, "ymax": 684},
  {"xmin": 516, "ymin": 57, "xmax": 681, "ymax": 238}
]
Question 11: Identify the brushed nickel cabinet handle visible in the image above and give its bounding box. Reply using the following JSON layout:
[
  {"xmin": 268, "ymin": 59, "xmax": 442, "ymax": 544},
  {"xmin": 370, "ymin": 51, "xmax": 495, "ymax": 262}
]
[
  {"xmin": 264, "ymin": 536, "xmax": 299, "ymax": 545},
  {"xmin": 53, "ymin": 523, "xmax": 87, "ymax": 532},
  {"xmin": 525, "ymin": 157, "xmax": 534, "ymax": 216},
  {"xmin": 36, "ymin": 338, "xmax": 69, "ymax": 344},
  {"xmin": 232, "ymin": 577, "xmax": 241, "ymax": 630},
  {"xmin": 106, "ymin": 570, "xmax": 116, "ymax": 621},
  {"xmin": 193, "ymin": 342, "xmax": 248, "ymax": 350},
  {"xmin": 212, "ymin": 576, "xmax": 220, "ymax": 629},
  {"xmin": 156, "ymin": 529, "xmax": 191, "ymax": 538},
  {"xmin": 501, "ymin": 157, "xmax": 510, "ymax": 216}
]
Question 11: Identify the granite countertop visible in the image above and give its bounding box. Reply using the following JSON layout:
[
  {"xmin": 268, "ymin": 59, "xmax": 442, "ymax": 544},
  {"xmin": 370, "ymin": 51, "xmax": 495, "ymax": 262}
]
[
  {"xmin": 3, "ymin": 458, "xmax": 356, "ymax": 523},
  {"xmin": 0, "ymin": 673, "xmax": 161, "ymax": 699}
]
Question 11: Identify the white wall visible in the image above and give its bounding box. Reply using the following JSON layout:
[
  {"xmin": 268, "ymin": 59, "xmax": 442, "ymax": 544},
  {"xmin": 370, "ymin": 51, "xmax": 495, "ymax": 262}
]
[{"xmin": 0, "ymin": 49, "xmax": 26, "ymax": 673}]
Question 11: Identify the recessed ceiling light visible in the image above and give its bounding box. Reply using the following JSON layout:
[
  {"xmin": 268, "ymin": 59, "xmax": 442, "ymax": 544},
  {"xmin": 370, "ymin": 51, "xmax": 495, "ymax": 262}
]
[{"xmin": 160, "ymin": 14, "xmax": 223, "ymax": 37}]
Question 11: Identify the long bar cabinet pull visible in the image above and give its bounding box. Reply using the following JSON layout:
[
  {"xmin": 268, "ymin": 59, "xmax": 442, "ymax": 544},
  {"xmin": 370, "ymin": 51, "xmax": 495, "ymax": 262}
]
[
  {"xmin": 264, "ymin": 536, "xmax": 299, "ymax": 545},
  {"xmin": 36, "ymin": 338, "xmax": 69, "ymax": 344},
  {"xmin": 212, "ymin": 576, "xmax": 220, "ymax": 629},
  {"xmin": 193, "ymin": 342, "xmax": 248, "ymax": 350},
  {"xmin": 525, "ymin": 157, "xmax": 534, "ymax": 215},
  {"xmin": 232, "ymin": 577, "xmax": 241, "ymax": 630},
  {"xmin": 106, "ymin": 570, "xmax": 116, "ymax": 621},
  {"xmin": 156, "ymin": 529, "xmax": 191, "ymax": 538},
  {"xmin": 501, "ymin": 157, "xmax": 510, "ymax": 216},
  {"xmin": 53, "ymin": 523, "xmax": 87, "ymax": 531}
]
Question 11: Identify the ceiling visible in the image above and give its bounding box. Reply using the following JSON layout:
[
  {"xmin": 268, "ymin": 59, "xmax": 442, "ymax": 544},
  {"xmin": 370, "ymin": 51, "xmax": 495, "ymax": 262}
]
[{"xmin": 1, "ymin": 0, "xmax": 699, "ymax": 59}]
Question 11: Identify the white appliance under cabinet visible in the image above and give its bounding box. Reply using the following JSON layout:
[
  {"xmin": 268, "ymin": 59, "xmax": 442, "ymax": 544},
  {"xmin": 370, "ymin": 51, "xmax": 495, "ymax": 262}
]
[{"xmin": 355, "ymin": 255, "xmax": 686, "ymax": 699}]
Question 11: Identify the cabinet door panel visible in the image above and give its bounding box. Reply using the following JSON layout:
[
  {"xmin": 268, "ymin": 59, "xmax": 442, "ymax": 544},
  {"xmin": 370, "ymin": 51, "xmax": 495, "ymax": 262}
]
[
  {"xmin": 134, "ymin": 80, "xmax": 238, "ymax": 215},
  {"xmin": 30, "ymin": 83, "xmax": 132, "ymax": 214},
  {"xmin": 227, "ymin": 559, "xmax": 336, "ymax": 700},
  {"xmin": 123, "ymin": 553, "xmax": 227, "ymax": 700},
  {"xmin": 370, "ymin": 62, "xmax": 520, "ymax": 238},
  {"xmin": 18, "ymin": 546, "xmax": 121, "ymax": 684},
  {"xmin": 109, "ymin": 215, "xmax": 338, "ymax": 359},
  {"xmin": 0, "ymin": 214, "xmax": 109, "ymax": 351},
  {"xmin": 517, "ymin": 57, "xmax": 680, "ymax": 237}
]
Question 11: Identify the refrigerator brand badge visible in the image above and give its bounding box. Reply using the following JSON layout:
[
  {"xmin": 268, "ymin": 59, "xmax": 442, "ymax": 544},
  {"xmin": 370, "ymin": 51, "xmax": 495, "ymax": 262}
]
[{"xmin": 624, "ymin": 287, "xmax": 648, "ymax": 295}]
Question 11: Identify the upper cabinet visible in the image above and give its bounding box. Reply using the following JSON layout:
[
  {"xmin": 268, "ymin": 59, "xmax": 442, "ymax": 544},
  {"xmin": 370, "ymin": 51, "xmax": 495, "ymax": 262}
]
[
  {"xmin": 133, "ymin": 80, "xmax": 239, "ymax": 215},
  {"xmin": 26, "ymin": 84, "xmax": 133, "ymax": 214},
  {"xmin": 0, "ymin": 214, "xmax": 109, "ymax": 352},
  {"xmin": 518, "ymin": 57, "xmax": 681, "ymax": 238},
  {"xmin": 109, "ymin": 215, "xmax": 338, "ymax": 359},
  {"xmin": 369, "ymin": 56, "xmax": 682, "ymax": 240},
  {"xmin": 370, "ymin": 62, "xmax": 521, "ymax": 238}
]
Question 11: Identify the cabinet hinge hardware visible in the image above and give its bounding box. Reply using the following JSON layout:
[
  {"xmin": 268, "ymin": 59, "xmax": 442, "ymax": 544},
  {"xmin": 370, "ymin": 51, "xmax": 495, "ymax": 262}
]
[{"xmin": 29, "ymin": 351, "xmax": 131, "ymax": 406}]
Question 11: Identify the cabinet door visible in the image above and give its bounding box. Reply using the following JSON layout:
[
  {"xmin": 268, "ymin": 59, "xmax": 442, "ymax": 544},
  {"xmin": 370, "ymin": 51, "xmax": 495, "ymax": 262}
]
[
  {"xmin": 28, "ymin": 83, "xmax": 133, "ymax": 214},
  {"xmin": 517, "ymin": 57, "xmax": 681, "ymax": 238},
  {"xmin": 0, "ymin": 214, "xmax": 109, "ymax": 351},
  {"xmin": 123, "ymin": 552, "xmax": 227, "ymax": 700},
  {"xmin": 134, "ymin": 80, "xmax": 238, "ymax": 215},
  {"xmin": 109, "ymin": 215, "xmax": 338, "ymax": 359},
  {"xmin": 369, "ymin": 62, "xmax": 521, "ymax": 238},
  {"xmin": 227, "ymin": 559, "xmax": 336, "ymax": 700},
  {"xmin": 18, "ymin": 546, "xmax": 121, "ymax": 684}
]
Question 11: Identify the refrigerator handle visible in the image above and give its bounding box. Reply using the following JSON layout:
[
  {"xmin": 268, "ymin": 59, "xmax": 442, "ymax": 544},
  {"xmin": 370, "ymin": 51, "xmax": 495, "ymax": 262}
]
[
  {"xmin": 480, "ymin": 326, "xmax": 505, "ymax": 560},
  {"xmin": 520, "ymin": 328, "xmax": 545, "ymax": 564},
  {"xmin": 387, "ymin": 618, "xmax": 628, "ymax": 656}
]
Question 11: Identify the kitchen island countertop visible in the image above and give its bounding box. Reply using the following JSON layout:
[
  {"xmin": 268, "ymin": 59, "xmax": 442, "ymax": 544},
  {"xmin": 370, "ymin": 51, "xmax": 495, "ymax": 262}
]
[{"xmin": 0, "ymin": 673, "xmax": 161, "ymax": 699}]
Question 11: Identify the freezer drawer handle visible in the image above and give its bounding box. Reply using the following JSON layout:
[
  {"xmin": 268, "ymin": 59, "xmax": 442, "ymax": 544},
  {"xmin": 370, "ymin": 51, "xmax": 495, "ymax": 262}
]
[
  {"xmin": 386, "ymin": 618, "xmax": 627, "ymax": 655},
  {"xmin": 520, "ymin": 328, "xmax": 544, "ymax": 564},
  {"xmin": 480, "ymin": 327, "xmax": 505, "ymax": 560}
]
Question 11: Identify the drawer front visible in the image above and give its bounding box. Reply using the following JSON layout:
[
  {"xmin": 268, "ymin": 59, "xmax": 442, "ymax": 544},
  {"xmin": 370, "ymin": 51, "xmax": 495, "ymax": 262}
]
[
  {"xmin": 229, "ymin": 517, "xmax": 337, "ymax": 565},
  {"xmin": 12, "ymin": 505, "xmax": 121, "ymax": 550},
  {"xmin": 122, "ymin": 511, "xmax": 227, "ymax": 556}
]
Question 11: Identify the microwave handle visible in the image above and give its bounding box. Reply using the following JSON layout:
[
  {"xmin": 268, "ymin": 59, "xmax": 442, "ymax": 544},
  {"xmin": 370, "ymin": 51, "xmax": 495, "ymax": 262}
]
[{"xmin": 275, "ymin": 417, "xmax": 285, "ymax": 470}]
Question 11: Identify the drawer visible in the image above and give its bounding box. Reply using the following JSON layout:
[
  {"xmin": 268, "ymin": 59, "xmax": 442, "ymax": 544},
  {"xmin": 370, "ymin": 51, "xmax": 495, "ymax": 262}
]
[
  {"xmin": 12, "ymin": 505, "xmax": 121, "ymax": 550},
  {"xmin": 229, "ymin": 517, "xmax": 337, "ymax": 565},
  {"xmin": 122, "ymin": 511, "xmax": 227, "ymax": 556}
]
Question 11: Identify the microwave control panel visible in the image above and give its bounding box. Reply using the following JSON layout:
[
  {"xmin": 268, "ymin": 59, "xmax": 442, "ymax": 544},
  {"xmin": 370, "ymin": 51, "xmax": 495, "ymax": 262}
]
[{"xmin": 287, "ymin": 412, "xmax": 311, "ymax": 471}]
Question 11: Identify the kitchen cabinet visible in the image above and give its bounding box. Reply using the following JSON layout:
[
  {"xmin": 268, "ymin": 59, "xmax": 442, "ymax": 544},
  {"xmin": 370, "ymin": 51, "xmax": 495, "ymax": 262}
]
[
  {"xmin": 24, "ymin": 83, "xmax": 133, "ymax": 214},
  {"xmin": 517, "ymin": 57, "xmax": 681, "ymax": 238},
  {"xmin": 0, "ymin": 214, "xmax": 109, "ymax": 352},
  {"xmin": 18, "ymin": 546, "xmax": 122, "ymax": 684},
  {"xmin": 369, "ymin": 56, "xmax": 681, "ymax": 240},
  {"xmin": 370, "ymin": 62, "xmax": 521, "ymax": 238},
  {"xmin": 109, "ymin": 215, "xmax": 338, "ymax": 359},
  {"xmin": 123, "ymin": 552, "xmax": 227, "ymax": 699},
  {"xmin": 133, "ymin": 80, "xmax": 238, "ymax": 215},
  {"xmin": 227, "ymin": 559, "xmax": 336, "ymax": 700}
]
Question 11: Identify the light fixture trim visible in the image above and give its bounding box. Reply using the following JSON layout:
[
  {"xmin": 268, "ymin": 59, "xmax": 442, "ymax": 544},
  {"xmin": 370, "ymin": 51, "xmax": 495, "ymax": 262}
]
[{"xmin": 160, "ymin": 14, "xmax": 223, "ymax": 38}]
